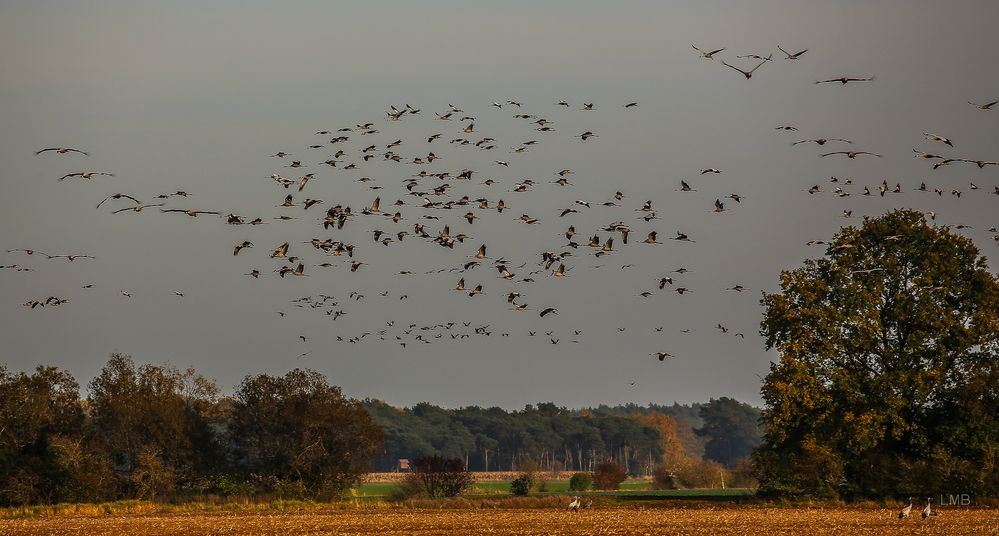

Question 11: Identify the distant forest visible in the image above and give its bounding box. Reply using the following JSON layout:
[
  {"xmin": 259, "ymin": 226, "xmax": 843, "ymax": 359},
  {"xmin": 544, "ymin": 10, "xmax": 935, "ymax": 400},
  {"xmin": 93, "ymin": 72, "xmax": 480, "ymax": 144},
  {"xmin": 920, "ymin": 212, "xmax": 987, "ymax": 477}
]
[{"xmin": 364, "ymin": 399, "xmax": 762, "ymax": 474}]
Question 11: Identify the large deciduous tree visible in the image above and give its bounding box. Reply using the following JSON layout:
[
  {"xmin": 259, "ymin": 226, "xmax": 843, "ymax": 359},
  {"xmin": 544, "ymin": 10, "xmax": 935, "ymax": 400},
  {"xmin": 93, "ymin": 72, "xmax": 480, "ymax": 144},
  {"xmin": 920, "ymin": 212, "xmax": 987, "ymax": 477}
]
[
  {"xmin": 0, "ymin": 366, "xmax": 95, "ymax": 505},
  {"xmin": 229, "ymin": 369, "xmax": 383, "ymax": 500},
  {"xmin": 756, "ymin": 210, "xmax": 999, "ymax": 499},
  {"xmin": 87, "ymin": 354, "xmax": 222, "ymax": 499},
  {"xmin": 634, "ymin": 412, "xmax": 690, "ymax": 473}
]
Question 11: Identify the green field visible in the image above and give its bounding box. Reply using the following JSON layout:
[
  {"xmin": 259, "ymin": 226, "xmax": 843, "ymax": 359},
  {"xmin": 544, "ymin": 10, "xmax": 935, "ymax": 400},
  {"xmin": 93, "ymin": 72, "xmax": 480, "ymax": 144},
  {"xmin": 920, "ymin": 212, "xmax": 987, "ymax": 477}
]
[{"xmin": 351, "ymin": 479, "xmax": 754, "ymax": 499}]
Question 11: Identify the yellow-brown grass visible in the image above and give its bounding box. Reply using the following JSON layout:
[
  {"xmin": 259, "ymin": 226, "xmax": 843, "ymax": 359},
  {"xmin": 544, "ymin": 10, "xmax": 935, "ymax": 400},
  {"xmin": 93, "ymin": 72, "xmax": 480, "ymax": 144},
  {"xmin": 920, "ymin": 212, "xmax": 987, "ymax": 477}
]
[{"xmin": 1, "ymin": 504, "xmax": 996, "ymax": 535}]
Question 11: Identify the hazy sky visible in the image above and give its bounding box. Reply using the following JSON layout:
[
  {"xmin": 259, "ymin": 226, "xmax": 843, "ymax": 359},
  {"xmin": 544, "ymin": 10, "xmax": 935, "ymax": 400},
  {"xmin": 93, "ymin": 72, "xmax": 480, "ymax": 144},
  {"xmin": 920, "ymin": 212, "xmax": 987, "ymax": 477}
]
[{"xmin": 1, "ymin": 1, "xmax": 997, "ymax": 409}]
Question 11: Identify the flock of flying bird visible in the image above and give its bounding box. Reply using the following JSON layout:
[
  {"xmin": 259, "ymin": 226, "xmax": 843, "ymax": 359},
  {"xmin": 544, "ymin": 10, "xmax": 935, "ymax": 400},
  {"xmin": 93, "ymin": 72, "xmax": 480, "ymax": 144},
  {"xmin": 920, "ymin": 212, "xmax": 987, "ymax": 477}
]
[{"xmin": 5, "ymin": 43, "xmax": 997, "ymax": 374}]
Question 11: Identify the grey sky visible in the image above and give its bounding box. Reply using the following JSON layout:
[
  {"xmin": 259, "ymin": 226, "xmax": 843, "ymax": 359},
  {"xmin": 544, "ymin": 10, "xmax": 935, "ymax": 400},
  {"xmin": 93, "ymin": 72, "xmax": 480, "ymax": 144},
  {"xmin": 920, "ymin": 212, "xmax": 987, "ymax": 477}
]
[{"xmin": 1, "ymin": 0, "xmax": 997, "ymax": 409}]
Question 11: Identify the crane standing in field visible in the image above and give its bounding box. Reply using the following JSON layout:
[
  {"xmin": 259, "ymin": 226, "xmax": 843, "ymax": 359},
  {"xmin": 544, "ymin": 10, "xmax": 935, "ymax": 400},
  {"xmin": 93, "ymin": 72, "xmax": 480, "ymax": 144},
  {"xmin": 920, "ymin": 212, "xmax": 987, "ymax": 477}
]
[
  {"xmin": 922, "ymin": 497, "xmax": 939, "ymax": 519},
  {"xmin": 899, "ymin": 497, "xmax": 913, "ymax": 519}
]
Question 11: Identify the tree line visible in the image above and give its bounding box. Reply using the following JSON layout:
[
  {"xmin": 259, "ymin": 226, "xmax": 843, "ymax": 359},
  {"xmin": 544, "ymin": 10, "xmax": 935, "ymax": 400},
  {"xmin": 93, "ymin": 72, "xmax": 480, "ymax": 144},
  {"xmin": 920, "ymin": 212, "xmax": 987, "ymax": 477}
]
[
  {"xmin": 0, "ymin": 353, "xmax": 763, "ymax": 506},
  {"xmin": 364, "ymin": 398, "xmax": 762, "ymax": 474},
  {"xmin": 0, "ymin": 354, "xmax": 383, "ymax": 506}
]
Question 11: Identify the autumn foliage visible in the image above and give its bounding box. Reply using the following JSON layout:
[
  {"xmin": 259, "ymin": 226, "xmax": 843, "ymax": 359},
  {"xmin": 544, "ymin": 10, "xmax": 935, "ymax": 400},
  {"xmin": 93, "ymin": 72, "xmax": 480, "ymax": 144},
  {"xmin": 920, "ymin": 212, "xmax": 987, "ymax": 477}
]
[
  {"xmin": 756, "ymin": 210, "xmax": 999, "ymax": 499},
  {"xmin": 593, "ymin": 461, "xmax": 627, "ymax": 490},
  {"xmin": 0, "ymin": 355, "xmax": 384, "ymax": 506}
]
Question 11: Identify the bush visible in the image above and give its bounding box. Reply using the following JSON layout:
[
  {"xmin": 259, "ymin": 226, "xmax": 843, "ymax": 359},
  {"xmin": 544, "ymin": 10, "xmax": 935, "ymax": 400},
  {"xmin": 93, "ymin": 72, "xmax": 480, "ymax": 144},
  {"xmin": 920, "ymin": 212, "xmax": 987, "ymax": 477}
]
[
  {"xmin": 517, "ymin": 459, "xmax": 540, "ymax": 489},
  {"xmin": 727, "ymin": 458, "xmax": 759, "ymax": 488},
  {"xmin": 677, "ymin": 459, "xmax": 725, "ymax": 488},
  {"xmin": 386, "ymin": 473, "xmax": 426, "ymax": 501},
  {"xmin": 131, "ymin": 448, "xmax": 176, "ymax": 501},
  {"xmin": 651, "ymin": 465, "xmax": 678, "ymax": 490},
  {"xmin": 754, "ymin": 438, "xmax": 844, "ymax": 498},
  {"xmin": 510, "ymin": 475, "xmax": 532, "ymax": 496},
  {"xmin": 411, "ymin": 455, "xmax": 474, "ymax": 498},
  {"xmin": 272, "ymin": 479, "xmax": 307, "ymax": 500},
  {"xmin": 568, "ymin": 472, "xmax": 593, "ymax": 492},
  {"xmin": 217, "ymin": 475, "xmax": 255, "ymax": 497},
  {"xmin": 593, "ymin": 462, "xmax": 627, "ymax": 490}
]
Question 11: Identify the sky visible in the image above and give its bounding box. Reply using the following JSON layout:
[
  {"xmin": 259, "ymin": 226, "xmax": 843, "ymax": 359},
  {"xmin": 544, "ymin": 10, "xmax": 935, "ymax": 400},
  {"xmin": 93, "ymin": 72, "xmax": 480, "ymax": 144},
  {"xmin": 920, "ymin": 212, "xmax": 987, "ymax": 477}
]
[{"xmin": 1, "ymin": 0, "xmax": 997, "ymax": 409}]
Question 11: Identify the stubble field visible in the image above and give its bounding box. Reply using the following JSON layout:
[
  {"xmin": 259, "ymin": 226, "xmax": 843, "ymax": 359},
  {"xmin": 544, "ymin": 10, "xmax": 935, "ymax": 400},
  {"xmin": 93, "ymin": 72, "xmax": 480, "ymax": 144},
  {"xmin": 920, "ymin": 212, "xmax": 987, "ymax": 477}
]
[{"xmin": 2, "ymin": 506, "xmax": 996, "ymax": 536}]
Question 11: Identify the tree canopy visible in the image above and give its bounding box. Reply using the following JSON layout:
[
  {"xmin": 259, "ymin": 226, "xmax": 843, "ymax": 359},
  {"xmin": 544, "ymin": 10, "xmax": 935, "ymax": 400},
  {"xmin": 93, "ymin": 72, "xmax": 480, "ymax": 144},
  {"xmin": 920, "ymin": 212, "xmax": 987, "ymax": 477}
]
[
  {"xmin": 230, "ymin": 369, "xmax": 384, "ymax": 500},
  {"xmin": 0, "ymin": 355, "xmax": 384, "ymax": 506},
  {"xmin": 0, "ymin": 365, "xmax": 87, "ymax": 505},
  {"xmin": 87, "ymin": 354, "xmax": 222, "ymax": 499},
  {"xmin": 697, "ymin": 397, "xmax": 762, "ymax": 468},
  {"xmin": 756, "ymin": 209, "xmax": 999, "ymax": 499}
]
